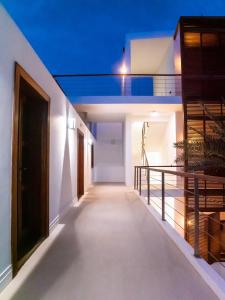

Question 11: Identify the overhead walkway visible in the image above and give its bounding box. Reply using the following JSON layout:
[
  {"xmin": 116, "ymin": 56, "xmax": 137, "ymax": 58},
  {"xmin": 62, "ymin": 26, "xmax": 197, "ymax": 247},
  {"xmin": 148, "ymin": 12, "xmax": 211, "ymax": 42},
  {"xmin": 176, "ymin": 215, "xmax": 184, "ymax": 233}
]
[{"xmin": 0, "ymin": 184, "xmax": 218, "ymax": 300}]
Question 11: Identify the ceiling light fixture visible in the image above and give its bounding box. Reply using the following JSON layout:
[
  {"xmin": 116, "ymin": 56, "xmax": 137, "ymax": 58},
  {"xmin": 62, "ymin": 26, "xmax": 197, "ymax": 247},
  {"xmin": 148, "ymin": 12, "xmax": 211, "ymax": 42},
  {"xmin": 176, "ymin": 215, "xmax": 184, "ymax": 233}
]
[{"xmin": 150, "ymin": 111, "xmax": 159, "ymax": 117}]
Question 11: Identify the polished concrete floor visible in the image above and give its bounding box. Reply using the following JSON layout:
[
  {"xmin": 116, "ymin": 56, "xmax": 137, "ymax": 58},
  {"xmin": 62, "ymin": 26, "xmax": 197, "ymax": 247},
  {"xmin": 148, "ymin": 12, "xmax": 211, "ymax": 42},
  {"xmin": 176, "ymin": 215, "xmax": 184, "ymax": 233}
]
[{"xmin": 0, "ymin": 184, "xmax": 218, "ymax": 300}]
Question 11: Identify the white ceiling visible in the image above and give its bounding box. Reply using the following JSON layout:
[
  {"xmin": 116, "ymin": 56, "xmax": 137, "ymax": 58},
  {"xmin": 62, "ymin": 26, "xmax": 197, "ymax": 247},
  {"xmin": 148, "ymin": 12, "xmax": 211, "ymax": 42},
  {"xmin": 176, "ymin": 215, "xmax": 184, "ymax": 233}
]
[
  {"xmin": 130, "ymin": 37, "xmax": 173, "ymax": 74},
  {"xmin": 74, "ymin": 103, "xmax": 182, "ymax": 123}
]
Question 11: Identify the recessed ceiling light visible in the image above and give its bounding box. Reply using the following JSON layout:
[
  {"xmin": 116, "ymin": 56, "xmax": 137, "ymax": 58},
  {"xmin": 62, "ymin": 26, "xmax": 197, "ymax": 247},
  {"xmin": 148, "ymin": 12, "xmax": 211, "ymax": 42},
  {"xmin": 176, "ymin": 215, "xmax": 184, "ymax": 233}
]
[{"xmin": 150, "ymin": 111, "xmax": 159, "ymax": 117}]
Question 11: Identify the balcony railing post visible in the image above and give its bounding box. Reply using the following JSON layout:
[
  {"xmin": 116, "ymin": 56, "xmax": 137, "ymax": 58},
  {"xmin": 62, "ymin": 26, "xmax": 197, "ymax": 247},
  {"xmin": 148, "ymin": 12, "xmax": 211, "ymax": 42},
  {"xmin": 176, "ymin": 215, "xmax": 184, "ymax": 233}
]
[
  {"xmin": 194, "ymin": 177, "xmax": 200, "ymax": 258},
  {"xmin": 134, "ymin": 167, "xmax": 136, "ymax": 190},
  {"xmin": 162, "ymin": 172, "xmax": 165, "ymax": 221},
  {"xmin": 147, "ymin": 168, "xmax": 150, "ymax": 205},
  {"xmin": 136, "ymin": 167, "xmax": 139, "ymax": 191},
  {"xmin": 139, "ymin": 167, "xmax": 142, "ymax": 195}
]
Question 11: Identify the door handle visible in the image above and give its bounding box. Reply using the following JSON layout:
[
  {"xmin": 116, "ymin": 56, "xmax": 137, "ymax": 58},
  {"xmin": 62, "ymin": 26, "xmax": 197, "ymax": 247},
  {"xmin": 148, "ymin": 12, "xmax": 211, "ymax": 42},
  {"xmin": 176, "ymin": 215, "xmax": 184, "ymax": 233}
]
[{"xmin": 19, "ymin": 167, "xmax": 28, "ymax": 171}]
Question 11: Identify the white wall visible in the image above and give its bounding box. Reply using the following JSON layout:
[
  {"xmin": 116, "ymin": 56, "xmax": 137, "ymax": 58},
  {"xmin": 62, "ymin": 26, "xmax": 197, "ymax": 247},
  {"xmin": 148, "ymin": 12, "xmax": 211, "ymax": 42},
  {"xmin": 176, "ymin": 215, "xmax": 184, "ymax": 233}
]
[
  {"xmin": 94, "ymin": 122, "xmax": 125, "ymax": 182},
  {"xmin": 130, "ymin": 118, "xmax": 176, "ymax": 167},
  {"xmin": 160, "ymin": 114, "xmax": 177, "ymax": 165},
  {"xmin": 131, "ymin": 121, "xmax": 144, "ymax": 166},
  {"xmin": 124, "ymin": 117, "xmax": 133, "ymax": 186},
  {"xmin": 125, "ymin": 118, "xmax": 144, "ymax": 186},
  {"xmin": 154, "ymin": 41, "xmax": 176, "ymax": 96},
  {"xmin": 147, "ymin": 113, "xmax": 183, "ymax": 166},
  {"xmin": 156, "ymin": 41, "xmax": 175, "ymax": 74},
  {"xmin": 0, "ymin": 5, "xmax": 93, "ymax": 290}
]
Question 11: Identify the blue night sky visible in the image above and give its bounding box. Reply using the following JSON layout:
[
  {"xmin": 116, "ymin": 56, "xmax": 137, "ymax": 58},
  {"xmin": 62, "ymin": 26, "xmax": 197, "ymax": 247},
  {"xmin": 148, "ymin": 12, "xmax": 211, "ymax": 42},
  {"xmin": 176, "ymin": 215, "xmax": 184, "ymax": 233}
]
[{"xmin": 2, "ymin": 0, "xmax": 225, "ymax": 74}]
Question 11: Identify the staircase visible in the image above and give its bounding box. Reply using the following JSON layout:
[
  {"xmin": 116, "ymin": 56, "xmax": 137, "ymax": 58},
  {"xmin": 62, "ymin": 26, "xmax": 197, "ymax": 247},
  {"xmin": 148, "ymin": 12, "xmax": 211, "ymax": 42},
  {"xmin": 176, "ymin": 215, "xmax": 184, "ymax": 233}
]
[
  {"xmin": 139, "ymin": 122, "xmax": 151, "ymax": 192},
  {"xmin": 141, "ymin": 121, "xmax": 150, "ymax": 167}
]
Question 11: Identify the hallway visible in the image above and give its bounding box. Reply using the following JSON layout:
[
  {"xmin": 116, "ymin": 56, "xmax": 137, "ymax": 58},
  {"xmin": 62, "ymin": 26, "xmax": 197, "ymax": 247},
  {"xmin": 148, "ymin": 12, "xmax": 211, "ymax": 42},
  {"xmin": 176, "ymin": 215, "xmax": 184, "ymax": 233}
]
[{"xmin": 0, "ymin": 184, "xmax": 218, "ymax": 300}]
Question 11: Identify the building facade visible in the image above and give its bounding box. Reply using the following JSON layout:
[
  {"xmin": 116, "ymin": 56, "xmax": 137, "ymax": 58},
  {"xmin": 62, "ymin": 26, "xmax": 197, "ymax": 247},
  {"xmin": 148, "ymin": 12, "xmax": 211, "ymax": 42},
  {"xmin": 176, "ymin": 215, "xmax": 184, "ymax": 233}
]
[{"xmin": 1, "ymin": 4, "xmax": 225, "ymax": 294}]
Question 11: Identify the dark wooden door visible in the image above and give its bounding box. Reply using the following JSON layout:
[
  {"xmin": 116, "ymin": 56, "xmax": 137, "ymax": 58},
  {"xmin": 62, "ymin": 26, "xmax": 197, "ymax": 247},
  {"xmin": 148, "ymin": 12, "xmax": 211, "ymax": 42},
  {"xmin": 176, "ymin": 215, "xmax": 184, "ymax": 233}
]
[
  {"xmin": 77, "ymin": 130, "xmax": 84, "ymax": 199},
  {"xmin": 17, "ymin": 85, "xmax": 47, "ymax": 261},
  {"xmin": 12, "ymin": 64, "xmax": 50, "ymax": 275}
]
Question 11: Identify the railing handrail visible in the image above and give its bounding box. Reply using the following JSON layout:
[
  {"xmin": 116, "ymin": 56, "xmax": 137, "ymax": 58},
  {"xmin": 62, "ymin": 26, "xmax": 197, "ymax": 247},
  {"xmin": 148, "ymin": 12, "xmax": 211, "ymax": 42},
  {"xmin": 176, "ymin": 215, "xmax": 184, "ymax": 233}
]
[
  {"xmin": 135, "ymin": 165, "xmax": 225, "ymax": 184},
  {"xmin": 134, "ymin": 164, "xmax": 225, "ymax": 265},
  {"xmin": 53, "ymin": 73, "xmax": 182, "ymax": 78},
  {"xmin": 53, "ymin": 73, "xmax": 225, "ymax": 78},
  {"xmin": 135, "ymin": 165, "xmax": 183, "ymax": 167}
]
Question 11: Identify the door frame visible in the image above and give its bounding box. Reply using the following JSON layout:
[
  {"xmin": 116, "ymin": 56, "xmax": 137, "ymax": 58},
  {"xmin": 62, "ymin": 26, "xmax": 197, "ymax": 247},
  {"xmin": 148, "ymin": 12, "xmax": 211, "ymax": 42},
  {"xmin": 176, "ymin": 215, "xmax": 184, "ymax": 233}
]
[
  {"xmin": 77, "ymin": 129, "xmax": 84, "ymax": 199},
  {"xmin": 12, "ymin": 63, "xmax": 50, "ymax": 275}
]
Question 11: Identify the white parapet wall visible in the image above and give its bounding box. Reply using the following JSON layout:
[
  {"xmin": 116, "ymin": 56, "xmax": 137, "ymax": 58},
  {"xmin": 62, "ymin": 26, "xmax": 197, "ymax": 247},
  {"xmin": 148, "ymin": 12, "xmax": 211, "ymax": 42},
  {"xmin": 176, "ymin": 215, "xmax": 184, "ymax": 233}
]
[
  {"xmin": 138, "ymin": 192, "xmax": 225, "ymax": 300},
  {"xmin": 0, "ymin": 5, "xmax": 93, "ymax": 291}
]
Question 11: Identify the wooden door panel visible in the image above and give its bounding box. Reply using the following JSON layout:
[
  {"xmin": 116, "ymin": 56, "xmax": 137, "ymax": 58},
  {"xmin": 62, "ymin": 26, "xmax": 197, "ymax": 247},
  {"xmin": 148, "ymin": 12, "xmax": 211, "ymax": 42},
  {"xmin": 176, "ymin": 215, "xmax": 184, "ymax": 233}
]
[{"xmin": 12, "ymin": 64, "xmax": 50, "ymax": 275}]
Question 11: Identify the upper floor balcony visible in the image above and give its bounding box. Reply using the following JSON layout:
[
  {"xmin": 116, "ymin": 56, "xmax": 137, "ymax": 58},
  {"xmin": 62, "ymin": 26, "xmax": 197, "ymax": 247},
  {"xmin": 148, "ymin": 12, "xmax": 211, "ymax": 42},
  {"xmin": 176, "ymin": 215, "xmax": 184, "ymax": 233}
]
[{"xmin": 54, "ymin": 74, "xmax": 182, "ymax": 104}]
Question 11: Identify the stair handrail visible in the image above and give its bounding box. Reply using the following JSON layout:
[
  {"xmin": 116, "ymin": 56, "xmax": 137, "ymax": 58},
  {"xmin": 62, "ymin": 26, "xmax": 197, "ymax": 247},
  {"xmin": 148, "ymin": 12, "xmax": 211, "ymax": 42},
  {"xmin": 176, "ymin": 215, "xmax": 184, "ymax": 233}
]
[{"xmin": 141, "ymin": 122, "xmax": 150, "ymax": 166}]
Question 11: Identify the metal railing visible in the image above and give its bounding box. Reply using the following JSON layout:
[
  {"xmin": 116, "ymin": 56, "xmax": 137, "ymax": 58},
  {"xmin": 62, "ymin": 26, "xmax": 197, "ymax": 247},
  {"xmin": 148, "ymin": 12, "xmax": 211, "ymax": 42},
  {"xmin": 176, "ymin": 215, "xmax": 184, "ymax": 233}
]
[
  {"xmin": 53, "ymin": 74, "xmax": 182, "ymax": 98},
  {"xmin": 134, "ymin": 165, "xmax": 225, "ymax": 268},
  {"xmin": 53, "ymin": 73, "xmax": 225, "ymax": 99}
]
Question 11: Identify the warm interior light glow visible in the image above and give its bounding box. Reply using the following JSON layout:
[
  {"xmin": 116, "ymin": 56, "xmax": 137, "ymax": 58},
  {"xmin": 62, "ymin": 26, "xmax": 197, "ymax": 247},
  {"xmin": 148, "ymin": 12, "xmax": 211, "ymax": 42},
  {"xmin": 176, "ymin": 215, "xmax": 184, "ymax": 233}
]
[
  {"xmin": 187, "ymin": 220, "xmax": 192, "ymax": 226},
  {"xmin": 147, "ymin": 151, "xmax": 161, "ymax": 165},
  {"xmin": 120, "ymin": 63, "xmax": 127, "ymax": 75},
  {"xmin": 184, "ymin": 32, "xmax": 201, "ymax": 47},
  {"xmin": 132, "ymin": 121, "xmax": 143, "ymax": 128},
  {"xmin": 175, "ymin": 54, "xmax": 181, "ymax": 73}
]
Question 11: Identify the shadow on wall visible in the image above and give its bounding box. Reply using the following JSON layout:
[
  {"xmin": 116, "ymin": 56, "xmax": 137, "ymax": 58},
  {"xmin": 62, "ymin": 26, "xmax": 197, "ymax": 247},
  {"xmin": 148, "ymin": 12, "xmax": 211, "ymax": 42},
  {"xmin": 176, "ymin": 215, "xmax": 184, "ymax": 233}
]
[{"xmin": 59, "ymin": 102, "xmax": 75, "ymax": 215}]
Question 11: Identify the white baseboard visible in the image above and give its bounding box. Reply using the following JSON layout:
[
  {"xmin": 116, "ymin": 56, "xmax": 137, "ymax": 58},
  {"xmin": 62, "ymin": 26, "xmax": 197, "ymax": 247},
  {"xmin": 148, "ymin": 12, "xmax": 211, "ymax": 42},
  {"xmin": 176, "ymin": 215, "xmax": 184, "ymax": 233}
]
[
  {"xmin": 136, "ymin": 191, "xmax": 225, "ymax": 300},
  {"xmin": 49, "ymin": 198, "xmax": 76, "ymax": 233},
  {"xmin": 49, "ymin": 214, "xmax": 59, "ymax": 233},
  {"xmin": 0, "ymin": 265, "xmax": 12, "ymax": 293},
  {"xmin": 73, "ymin": 196, "xmax": 78, "ymax": 205}
]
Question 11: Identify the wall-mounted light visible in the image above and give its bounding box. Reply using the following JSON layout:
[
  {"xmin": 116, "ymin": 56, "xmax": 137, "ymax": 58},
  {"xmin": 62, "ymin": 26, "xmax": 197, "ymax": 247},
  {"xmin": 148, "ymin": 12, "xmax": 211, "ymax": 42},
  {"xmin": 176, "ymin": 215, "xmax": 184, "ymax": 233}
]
[
  {"xmin": 119, "ymin": 63, "xmax": 128, "ymax": 75},
  {"xmin": 88, "ymin": 138, "xmax": 93, "ymax": 145},
  {"xmin": 67, "ymin": 118, "xmax": 76, "ymax": 130}
]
